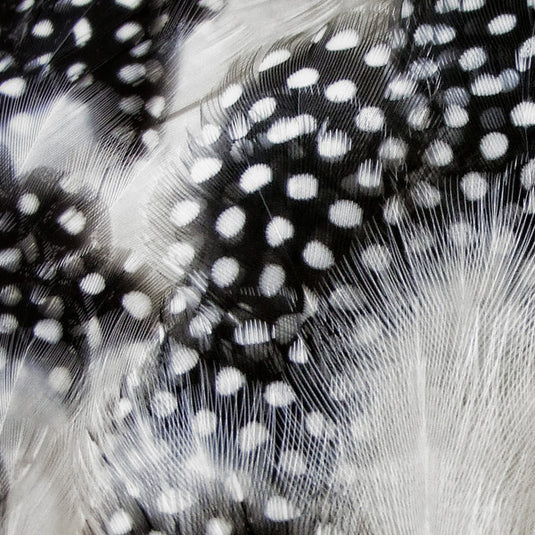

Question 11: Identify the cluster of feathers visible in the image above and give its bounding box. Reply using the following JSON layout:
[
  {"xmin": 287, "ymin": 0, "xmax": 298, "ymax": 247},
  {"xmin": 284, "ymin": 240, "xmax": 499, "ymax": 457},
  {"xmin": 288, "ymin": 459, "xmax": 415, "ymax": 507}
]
[{"xmin": 1, "ymin": 0, "xmax": 535, "ymax": 533}]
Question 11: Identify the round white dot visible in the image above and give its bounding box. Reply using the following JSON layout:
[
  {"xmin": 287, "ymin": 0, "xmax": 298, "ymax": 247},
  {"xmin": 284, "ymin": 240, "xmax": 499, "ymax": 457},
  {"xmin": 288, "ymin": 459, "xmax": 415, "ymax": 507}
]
[
  {"xmin": 227, "ymin": 113, "xmax": 250, "ymax": 141},
  {"xmin": 444, "ymin": 105, "xmax": 469, "ymax": 128},
  {"xmin": 424, "ymin": 140, "xmax": 454, "ymax": 167},
  {"xmin": 79, "ymin": 273, "xmax": 105, "ymax": 295},
  {"xmin": 266, "ymin": 217, "xmax": 294, "ymax": 247},
  {"xmin": 48, "ymin": 367, "xmax": 72, "ymax": 393},
  {"xmin": 117, "ymin": 63, "xmax": 145, "ymax": 84},
  {"xmin": 156, "ymin": 488, "xmax": 193, "ymax": 514},
  {"xmin": 73, "ymin": 18, "xmax": 92, "ymax": 47},
  {"xmin": 206, "ymin": 518, "xmax": 233, "ymax": 535},
  {"xmin": 480, "ymin": 132, "xmax": 508, "ymax": 160},
  {"xmin": 355, "ymin": 106, "xmax": 385, "ymax": 133},
  {"xmin": 216, "ymin": 367, "xmax": 246, "ymax": 395},
  {"xmin": 151, "ymin": 390, "xmax": 177, "ymax": 418},
  {"xmin": 471, "ymin": 74, "xmax": 503, "ymax": 96},
  {"xmin": 168, "ymin": 286, "xmax": 200, "ymax": 315},
  {"xmin": 32, "ymin": 19, "xmax": 54, "ymax": 38},
  {"xmin": 170, "ymin": 199, "xmax": 201, "ymax": 227},
  {"xmin": 201, "ymin": 124, "xmax": 222, "ymax": 145},
  {"xmin": 278, "ymin": 449, "xmax": 307, "ymax": 476},
  {"xmin": 0, "ymin": 286, "xmax": 21, "ymax": 306},
  {"xmin": 239, "ymin": 422, "xmax": 270, "ymax": 453},
  {"xmin": 487, "ymin": 14, "xmax": 517, "ymax": 35},
  {"xmin": 325, "ymin": 29, "xmax": 359, "ymax": 51},
  {"xmin": 34, "ymin": 319, "xmax": 62, "ymax": 343},
  {"xmin": 219, "ymin": 84, "xmax": 243, "ymax": 108},
  {"xmin": 191, "ymin": 410, "xmax": 217, "ymax": 437},
  {"xmin": 511, "ymin": 101, "xmax": 535, "ymax": 127},
  {"xmin": 165, "ymin": 242, "xmax": 196, "ymax": 272},
  {"xmin": 259, "ymin": 264, "xmax": 285, "ymax": 297},
  {"xmin": 378, "ymin": 137, "xmax": 407, "ymax": 162},
  {"xmin": 317, "ymin": 129, "xmax": 352, "ymax": 160},
  {"xmin": 248, "ymin": 97, "xmax": 277, "ymax": 122},
  {"xmin": 146, "ymin": 96, "xmax": 165, "ymax": 119},
  {"xmin": 324, "ymin": 80, "xmax": 357, "ymax": 103},
  {"xmin": 306, "ymin": 411, "xmax": 328, "ymax": 438},
  {"xmin": 107, "ymin": 510, "xmax": 133, "ymax": 535},
  {"xmin": 328, "ymin": 200, "xmax": 362, "ymax": 228},
  {"xmin": 288, "ymin": 338, "xmax": 309, "ymax": 364},
  {"xmin": 17, "ymin": 193, "xmax": 39, "ymax": 214},
  {"xmin": 264, "ymin": 496, "xmax": 300, "ymax": 521},
  {"xmin": 287, "ymin": 68, "xmax": 319, "ymax": 89},
  {"xmin": 122, "ymin": 291, "xmax": 152, "ymax": 320},
  {"xmin": 239, "ymin": 164, "xmax": 272, "ymax": 193},
  {"xmin": 302, "ymin": 241, "xmax": 335, "ymax": 270},
  {"xmin": 215, "ymin": 206, "xmax": 246, "ymax": 239},
  {"xmin": 115, "ymin": 0, "xmax": 143, "ymax": 8},
  {"xmin": 264, "ymin": 381, "xmax": 295, "ymax": 407},
  {"xmin": 364, "ymin": 44, "xmax": 391, "ymax": 67},
  {"xmin": 57, "ymin": 207, "xmax": 86, "ymax": 235},
  {"xmin": 286, "ymin": 173, "xmax": 318, "ymax": 200},
  {"xmin": 0, "ymin": 314, "xmax": 18, "ymax": 334},
  {"xmin": 458, "ymin": 46, "xmax": 487, "ymax": 71},
  {"xmin": 0, "ymin": 249, "xmax": 22, "ymax": 272},
  {"xmin": 358, "ymin": 160, "xmax": 383, "ymax": 190},
  {"xmin": 169, "ymin": 341, "xmax": 199, "ymax": 375},
  {"xmin": 115, "ymin": 21, "xmax": 142, "ymax": 42},
  {"xmin": 521, "ymin": 159, "xmax": 535, "ymax": 189},
  {"xmin": 190, "ymin": 157, "xmax": 222, "ymax": 184},
  {"xmin": 234, "ymin": 320, "xmax": 271, "ymax": 345},
  {"xmin": 211, "ymin": 257, "xmax": 240, "ymax": 288},
  {"xmin": 267, "ymin": 114, "xmax": 317, "ymax": 144},
  {"xmin": 461, "ymin": 172, "xmax": 488, "ymax": 200},
  {"xmin": 412, "ymin": 182, "xmax": 441, "ymax": 208},
  {"xmin": 361, "ymin": 244, "xmax": 391, "ymax": 272},
  {"xmin": 258, "ymin": 49, "xmax": 291, "ymax": 71},
  {"xmin": 0, "ymin": 78, "xmax": 26, "ymax": 97}
]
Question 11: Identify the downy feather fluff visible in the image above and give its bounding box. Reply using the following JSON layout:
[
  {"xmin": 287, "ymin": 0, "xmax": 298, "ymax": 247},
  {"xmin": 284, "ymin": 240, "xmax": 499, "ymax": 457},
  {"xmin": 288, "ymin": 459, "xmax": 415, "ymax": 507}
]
[{"xmin": 3, "ymin": 0, "xmax": 535, "ymax": 533}]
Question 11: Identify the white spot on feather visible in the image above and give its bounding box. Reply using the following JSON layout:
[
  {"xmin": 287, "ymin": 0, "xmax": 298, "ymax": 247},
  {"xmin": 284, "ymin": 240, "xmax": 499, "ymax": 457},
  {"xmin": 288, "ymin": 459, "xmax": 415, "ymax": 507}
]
[
  {"xmin": 73, "ymin": 18, "xmax": 92, "ymax": 47},
  {"xmin": 325, "ymin": 29, "xmax": 359, "ymax": 51},
  {"xmin": 259, "ymin": 49, "xmax": 291, "ymax": 71},
  {"xmin": 170, "ymin": 200, "xmax": 201, "ymax": 227},
  {"xmin": 264, "ymin": 496, "xmax": 300, "ymax": 521},
  {"xmin": 216, "ymin": 206, "xmax": 246, "ymax": 238},
  {"xmin": 211, "ymin": 257, "xmax": 240, "ymax": 287},
  {"xmin": 57, "ymin": 207, "xmax": 86, "ymax": 235},
  {"xmin": 107, "ymin": 510, "xmax": 133, "ymax": 535},
  {"xmin": 287, "ymin": 68, "xmax": 319, "ymax": 89},
  {"xmin": 239, "ymin": 164, "xmax": 272, "ymax": 193},
  {"xmin": 302, "ymin": 241, "xmax": 334, "ymax": 270},
  {"xmin": 190, "ymin": 157, "xmax": 222, "ymax": 184},
  {"xmin": 264, "ymin": 381, "xmax": 295, "ymax": 407},
  {"xmin": 267, "ymin": 115, "xmax": 317, "ymax": 143},
  {"xmin": 122, "ymin": 291, "xmax": 152, "ymax": 320},
  {"xmin": 169, "ymin": 342, "xmax": 199, "ymax": 375},
  {"xmin": 239, "ymin": 422, "xmax": 270, "ymax": 453},
  {"xmin": 287, "ymin": 173, "xmax": 318, "ymax": 200},
  {"xmin": 324, "ymin": 80, "xmax": 357, "ymax": 102},
  {"xmin": 79, "ymin": 273, "xmax": 106, "ymax": 295},
  {"xmin": 266, "ymin": 217, "xmax": 294, "ymax": 247},
  {"xmin": 0, "ymin": 78, "xmax": 26, "ymax": 97},
  {"xmin": 216, "ymin": 367, "xmax": 245, "ymax": 395},
  {"xmin": 34, "ymin": 319, "xmax": 62, "ymax": 343},
  {"xmin": 248, "ymin": 97, "xmax": 276, "ymax": 122},
  {"xmin": 317, "ymin": 129, "xmax": 352, "ymax": 159}
]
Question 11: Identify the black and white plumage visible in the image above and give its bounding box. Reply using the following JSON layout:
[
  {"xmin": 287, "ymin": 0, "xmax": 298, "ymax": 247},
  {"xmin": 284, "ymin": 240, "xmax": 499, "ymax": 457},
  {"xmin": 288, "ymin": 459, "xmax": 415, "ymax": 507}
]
[{"xmin": 2, "ymin": 0, "xmax": 535, "ymax": 533}]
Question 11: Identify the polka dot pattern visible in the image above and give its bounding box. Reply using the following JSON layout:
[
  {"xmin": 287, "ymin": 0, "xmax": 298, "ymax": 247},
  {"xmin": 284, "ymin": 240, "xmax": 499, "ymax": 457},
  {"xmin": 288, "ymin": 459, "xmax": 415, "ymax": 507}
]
[
  {"xmin": 0, "ymin": 0, "xmax": 216, "ymax": 151},
  {"xmin": 0, "ymin": 167, "xmax": 160, "ymax": 402}
]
